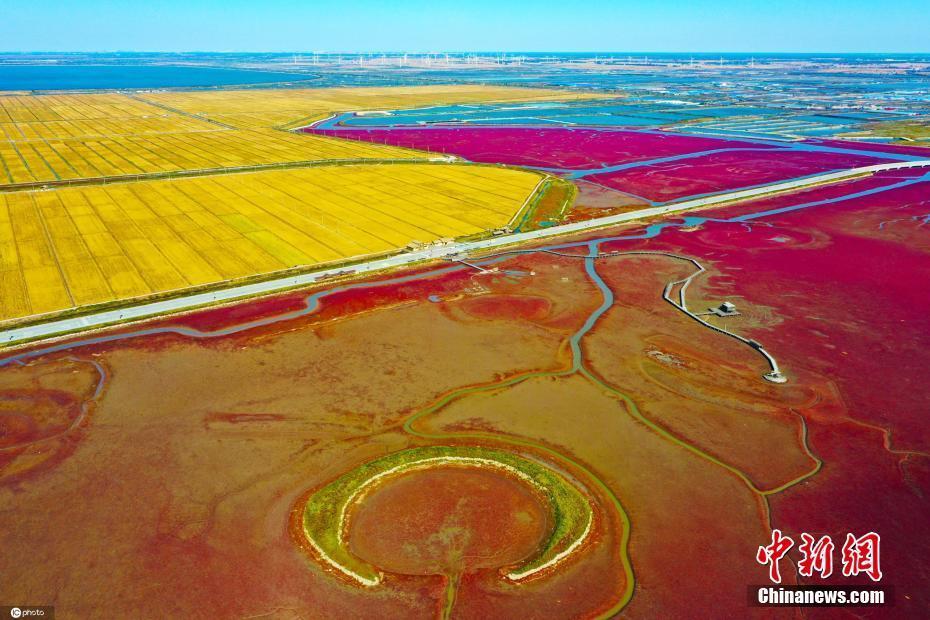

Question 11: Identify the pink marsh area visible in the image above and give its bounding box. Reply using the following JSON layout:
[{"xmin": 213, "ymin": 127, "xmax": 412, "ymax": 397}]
[
  {"xmin": 626, "ymin": 176, "xmax": 930, "ymax": 614},
  {"xmin": 306, "ymin": 126, "xmax": 903, "ymax": 202},
  {"xmin": 584, "ymin": 149, "xmax": 893, "ymax": 202},
  {"xmin": 641, "ymin": 174, "xmax": 930, "ymax": 448},
  {"xmin": 305, "ymin": 126, "xmax": 777, "ymax": 169},
  {"xmin": 674, "ymin": 167, "xmax": 927, "ymax": 221}
]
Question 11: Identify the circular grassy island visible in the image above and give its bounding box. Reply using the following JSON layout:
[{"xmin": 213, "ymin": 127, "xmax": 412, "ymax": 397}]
[{"xmin": 296, "ymin": 445, "xmax": 594, "ymax": 587}]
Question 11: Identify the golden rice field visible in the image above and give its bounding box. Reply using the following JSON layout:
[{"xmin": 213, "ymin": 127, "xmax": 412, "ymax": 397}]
[
  {"xmin": 0, "ymin": 86, "xmax": 588, "ymax": 185},
  {"xmin": 140, "ymin": 84, "xmax": 598, "ymax": 129},
  {"xmin": 0, "ymin": 93, "xmax": 217, "ymax": 138},
  {"xmin": 0, "ymin": 127, "xmax": 419, "ymax": 184},
  {"xmin": 0, "ymin": 92, "xmax": 419, "ymax": 185},
  {"xmin": 0, "ymin": 163, "xmax": 542, "ymax": 323}
]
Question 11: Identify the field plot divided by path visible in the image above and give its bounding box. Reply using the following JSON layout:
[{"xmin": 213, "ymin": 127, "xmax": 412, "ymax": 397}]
[
  {"xmin": 0, "ymin": 86, "xmax": 586, "ymax": 185},
  {"xmin": 140, "ymin": 85, "xmax": 601, "ymax": 129},
  {"xmin": 0, "ymin": 93, "xmax": 414, "ymax": 185},
  {"xmin": 0, "ymin": 163, "xmax": 541, "ymax": 323}
]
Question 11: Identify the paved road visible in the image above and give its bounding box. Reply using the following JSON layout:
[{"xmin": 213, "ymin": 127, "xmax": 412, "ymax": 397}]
[{"xmin": 2, "ymin": 159, "xmax": 928, "ymax": 348}]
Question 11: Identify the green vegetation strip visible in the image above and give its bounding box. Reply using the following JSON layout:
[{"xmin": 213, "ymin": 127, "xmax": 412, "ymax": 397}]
[
  {"xmin": 301, "ymin": 444, "xmax": 593, "ymax": 586},
  {"xmin": 510, "ymin": 176, "xmax": 577, "ymax": 233}
]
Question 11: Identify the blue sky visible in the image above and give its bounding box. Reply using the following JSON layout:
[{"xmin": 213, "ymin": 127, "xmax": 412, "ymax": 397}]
[{"xmin": 2, "ymin": 0, "xmax": 928, "ymax": 53}]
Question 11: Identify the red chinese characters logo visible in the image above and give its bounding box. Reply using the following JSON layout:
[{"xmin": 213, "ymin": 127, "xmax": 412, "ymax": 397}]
[
  {"xmin": 798, "ymin": 533, "xmax": 834, "ymax": 579},
  {"xmin": 841, "ymin": 532, "xmax": 882, "ymax": 582},
  {"xmin": 756, "ymin": 529, "xmax": 794, "ymax": 583},
  {"xmin": 757, "ymin": 531, "xmax": 882, "ymax": 583}
]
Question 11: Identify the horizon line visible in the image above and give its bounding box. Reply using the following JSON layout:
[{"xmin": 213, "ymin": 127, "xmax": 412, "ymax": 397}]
[{"xmin": 3, "ymin": 50, "xmax": 930, "ymax": 56}]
